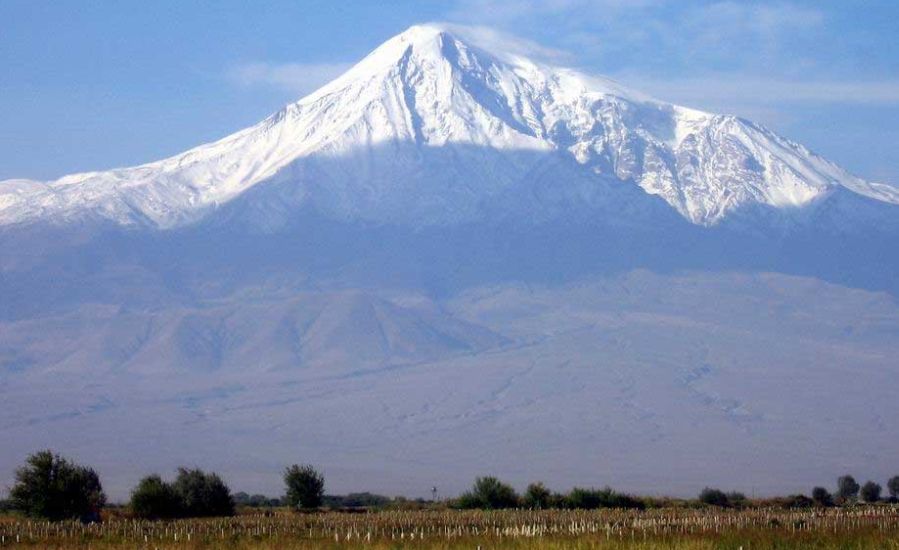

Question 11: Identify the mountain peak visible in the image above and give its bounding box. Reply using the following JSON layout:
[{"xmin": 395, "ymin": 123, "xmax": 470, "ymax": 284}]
[
  {"xmin": 0, "ymin": 25, "xmax": 895, "ymax": 230},
  {"xmin": 337, "ymin": 23, "xmax": 457, "ymax": 77},
  {"xmin": 393, "ymin": 23, "xmax": 453, "ymax": 44}
]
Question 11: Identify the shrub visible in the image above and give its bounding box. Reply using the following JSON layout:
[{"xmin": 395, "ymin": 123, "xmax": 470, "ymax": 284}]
[
  {"xmin": 812, "ymin": 486, "xmax": 833, "ymax": 507},
  {"xmin": 454, "ymin": 491, "xmax": 482, "ymax": 509},
  {"xmin": 888, "ymin": 476, "xmax": 899, "ymax": 500},
  {"xmin": 284, "ymin": 465, "xmax": 325, "ymax": 510},
  {"xmin": 698, "ymin": 488, "xmax": 730, "ymax": 507},
  {"xmin": 130, "ymin": 469, "xmax": 234, "ymax": 519},
  {"xmin": 328, "ymin": 493, "xmax": 390, "ymax": 509},
  {"xmin": 234, "ymin": 492, "xmax": 278, "ymax": 508},
  {"xmin": 547, "ymin": 492, "xmax": 570, "ymax": 509},
  {"xmin": 565, "ymin": 487, "xmax": 644, "ymax": 510},
  {"xmin": 523, "ymin": 482, "xmax": 551, "ymax": 509},
  {"xmin": 783, "ymin": 494, "xmax": 814, "ymax": 508},
  {"xmin": 9, "ymin": 450, "xmax": 106, "ymax": 522},
  {"xmin": 566, "ymin": 487, "xmax": 601, "ymax": 509},
  {"xmin": 130, "ymin": 475, "xmax": 183, "ymax": 519},
  {"xmin": 860, "ymin": 481, "xmax": 881, "ymax": 503},
  {"xmin": 456, "ymin": 477, "xmax": 519, "ymax": 509},
  {"xmin": 171, "ymin": 468, "xmax": 234, "ymax": 517},
  {"xmin": 726, "ymin": 491, "xmax": 748, "ymax": 508},
  {"xmin": 837, "ymin": 475, "xmax": 860, "ymax": 501}
]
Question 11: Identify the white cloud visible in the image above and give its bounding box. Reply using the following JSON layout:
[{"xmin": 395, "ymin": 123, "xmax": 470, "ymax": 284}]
[
  {"xmin": 444, "ymin": 0, "xmax": 827, "ymax": 72},
  {"xmin": 227, "ymin": 62, "xmax": 354, "ymax": 95},
  {"xmin": 225, "ymin": 12, "xmax": 898, "ymax": 114},
  {"xmin": 618, "ymin": 75, "xmax": 899, "ymax": 108},
  {"xmin": 436, "ymin": 22, "xmax": 572, "ymax": 62},
  {"xmin": 446, "ymin": 0, "xmax": 663, "ymax": 20}
]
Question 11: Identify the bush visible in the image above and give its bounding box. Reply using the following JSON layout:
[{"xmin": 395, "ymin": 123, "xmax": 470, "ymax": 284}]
[
  {"xmin": 130, "ymin": 475, "xmax": 183, "ymax": 519},
  {"xmin": 565, "ymin": 487, "xmax": 644, "ymax": 510},
  {"xmin": 523, "ymin": 482, "xmax": 551, "ymax": 509},
  {"xmin": 782, "ymin": 494, "xmax": 814, "ymax": 508},
  {"xmin": 284, "ymin": 465, "xmax": 325, "ymax": 510},
  {"xmin": 547, "ymin": 492, "xmax": 570, "ymax": 509},
  {"xmin": 455, "ymin": 477, "xmax": 519, "ymax": 509},
  {"xmin": 860, "ymin": 481, "xmax": 881, "ymax": 503},
  {"xmin": 812, "ymin": 486, "xmax": 833, "ymax": 507},
  {"xmin": 234, "ymin": 492, "xmax": 279, "ymax": 508},
  {"xmin": 9, "ymin": 450, "xmax": 106, "ymax": 522},
  {"xmin": 324, "ymin": 492, "xmax": 390, "ymax": 509},
  {"xmin": 888, "ymin": 476, "xmax": 899, "ymax": 500},
  {"xmin": 837, "ymin": 475, "xmax": 860, "ymax": 501},
  {"xmin": 601, "ymin": 490, "xmax": 644, "ymax": 510},
  {"xmin": 131, "ymin": 469, "xmax": 234, "ymax": 519},
  {"xmin": 171, "ymin": 468, "xmax": 234, "ymax": 517},
  {"xmin": 698, "ymin": 488, "xmax": 730, "ymax": 507},
  {"xmin": 726, "ymin": 491, "xmax": 748, "ymax": 508}
]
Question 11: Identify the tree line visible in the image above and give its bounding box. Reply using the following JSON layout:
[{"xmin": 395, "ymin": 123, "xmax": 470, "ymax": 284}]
[
  {"xmin": 2, "ymin": 451, "xmax": 898, "ymax": 522},
  {"xmin": 2, "ymin": 451, "xmax": 326, "ymax": 522}
]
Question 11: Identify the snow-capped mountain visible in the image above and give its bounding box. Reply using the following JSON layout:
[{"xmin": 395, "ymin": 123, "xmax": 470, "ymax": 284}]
[
  {"xmin": 2, "ymin": 24, "xmax": 896, "ymax": 230},
  {"xmin": 2, "ymin": 24, "xmax": 899, "ymax": 501}
]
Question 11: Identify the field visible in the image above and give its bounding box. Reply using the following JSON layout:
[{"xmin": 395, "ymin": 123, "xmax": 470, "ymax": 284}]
[{"xmin": 2, "ymin": 507, "xmax": 899, "ymax": 549}]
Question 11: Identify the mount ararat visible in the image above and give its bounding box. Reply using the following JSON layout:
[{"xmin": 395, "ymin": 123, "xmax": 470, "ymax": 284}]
[{"xmin": 1, "ymin": 25, "xmax": 897, "ymax": 499}]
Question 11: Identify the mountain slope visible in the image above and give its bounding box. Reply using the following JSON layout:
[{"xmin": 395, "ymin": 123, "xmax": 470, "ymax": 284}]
[
  {"xmin": 1, "ymin": 24, "xmax": 896, "ymax": 230},
  {"xmin": 3, "ymin": 271, "xmax": 897, "ymax": 498}
]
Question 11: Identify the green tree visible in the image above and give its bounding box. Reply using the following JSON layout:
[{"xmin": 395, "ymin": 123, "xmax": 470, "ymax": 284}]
[
  {"xmin": 523, "ymin": 482, "xmax": 551, "ymax": 509},
  {"xmin": 837, "ymin": 475, "xmax": 860, "ymax": 501},
  {"xmin": 812, "ymin": 486, "xmax": 833, "ymax": 507},
  {"xmin": 284, "ymin": 465, "xmax": 325, "ymax": 510},
  {"xmin": 887, "ymin": 476, "xmax": 899, "ymax": 500},
  {"xmin": 859, "ymin": 481, "xmax": 881, "ymax": 503},
  {"xmin": 130, "ymin": 475, "xmax": 183, "ymax": 519},
  {"xmin": 456, "ymin": 477, "xmax": 519, "ymax": 509},
  {"xmin": 9, "ymin": 450, "xmax": 106, "ymax": 521},
  {"xmin": 698, "ymin": 487, "xmax": 730, "ymax": 507},
  {"xmin": 171, "ymin": 468, "xmax": 234, "ymax": 517},
  {"xmin": 565, "ymin": 487, "xmax": 644, "ymax": 510},
  {"xmin": 783, "ymin": 494, "xmax": 813, "ymax": 508},
  {"xmin": 726, "ymin": 491, "xmax": 748, "ymax": 508},
  {"xmin": 566, "ymin": 487, "xmax": 602, "ymax": 509}
]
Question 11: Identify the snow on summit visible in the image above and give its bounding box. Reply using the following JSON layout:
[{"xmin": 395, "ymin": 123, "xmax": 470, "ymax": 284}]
[{"xmin": 0, "ymin": 24, "xmax": 896, "ymax": 229}]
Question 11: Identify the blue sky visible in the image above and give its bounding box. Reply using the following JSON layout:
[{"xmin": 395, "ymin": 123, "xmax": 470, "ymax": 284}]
[{"xmin": 1, "ymin": 0, "xmax": 897, "ymax": 184}]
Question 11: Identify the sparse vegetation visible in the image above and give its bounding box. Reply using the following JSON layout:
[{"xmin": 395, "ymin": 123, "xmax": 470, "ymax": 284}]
[{"xmin": 1, "ymin": 507, "xmax": 899, "ymax": 549}]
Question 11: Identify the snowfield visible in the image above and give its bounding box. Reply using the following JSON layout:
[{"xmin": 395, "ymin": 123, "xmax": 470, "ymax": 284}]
[{"xmin": 1, "ymin": 24, "xmax": 896, "ymax": 230}]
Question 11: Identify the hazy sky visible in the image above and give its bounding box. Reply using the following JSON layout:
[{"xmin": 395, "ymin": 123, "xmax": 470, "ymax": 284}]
[{"xmin": 2, "ymin": 0, "xmax": 897, "ymax": 184}]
